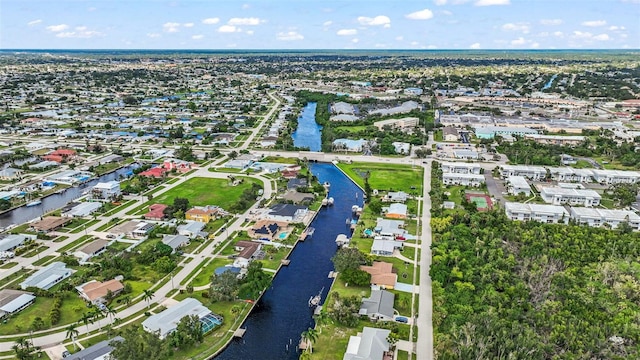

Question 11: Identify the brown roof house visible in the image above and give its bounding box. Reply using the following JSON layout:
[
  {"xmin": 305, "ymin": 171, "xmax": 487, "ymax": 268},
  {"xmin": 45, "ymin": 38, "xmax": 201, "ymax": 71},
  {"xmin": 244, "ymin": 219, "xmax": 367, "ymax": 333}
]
[
  {"xmin": 233, "ymin": 241, "xmax": 262, "ymax": 268},
  {"xmin": 76, "ymin": 279, "xmax": 124, "ymax": 304},
  {"xmin": 30, "ymin": 216, "xmax": 72, "ymax": 233},
  {"xmin": 74, "ymin": 239, "xmax": 110, "ymax": 263},
  {"xmin": 360, "ymin": 261, "xmax": 397, "ymax": 290}
]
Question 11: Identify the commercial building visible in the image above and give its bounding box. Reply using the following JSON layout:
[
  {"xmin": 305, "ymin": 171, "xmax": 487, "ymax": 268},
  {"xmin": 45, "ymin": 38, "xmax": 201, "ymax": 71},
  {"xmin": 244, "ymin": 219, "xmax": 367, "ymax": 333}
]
[
  {"xmin": 440, "ymin": 162, "xmax": 482, "ymax": 175},
  {"xmin": 453, "ymin": 150, "xmax": 478, "ymax": 160},
  {"xmin": 474, "ymin": 126, "xmax": 539, "ymax": 139},
  {"xmin": 540, "ymin": 187, "xmax": 601, "ymax": 207},
  {"xmin": 500, "ymin": 165, "xmax": 547, "ymax": 181},
  {"xmin": 142, "ymin": 298, "xmax": 222, "ymax": 339},
  {"xmin": 373, "ymin": 117, "xmax": 418, "ymax": 131},
  {"xmin": 442, "ymin": 173, "xmax": 485, "ymax": 187},
  {"xmin": 523, "ymin": 134, "xmax": 586, "ymax": 146},
  {"xmin": 569, "ymin": 208, "xmax": 640, "ymax": 230},
  {"xmin": 504, "ymin": 202, "xmax": 569, "ymax": 224},
  {"xmin": 506, "ymin": 176, "xmax": 532, "ymax": 196},
  {"xmin": 20, "ymin": 262, "xmax": 74, "ymax": 290}
]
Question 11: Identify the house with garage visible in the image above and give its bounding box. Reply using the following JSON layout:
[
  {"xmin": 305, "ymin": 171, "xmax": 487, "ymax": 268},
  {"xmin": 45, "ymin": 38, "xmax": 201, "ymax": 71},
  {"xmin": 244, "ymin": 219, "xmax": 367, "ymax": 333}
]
[
  {"xmin": 0, "ymin": 289, "xmax": 35, "ymax": 319},
  {"xmin": 91, "ymin": 181, "xmax": 121, "ymax": 200},
  {"xmin": 185, "ymin": 205, "xmax": 225, "ymax": 223},
  {"xmin": 233, "ymin": 241, "xmax": 263, "ymax": 268},
  {"xmin": 142, "ymin": 298, "xmax": 222, "ymax": 339},
  {"xmin": 359, "ymin": 290, "xmax": 395, "ymax": 322},
  {"xmin": 360, "ymin": 261, "xmax": 397, "ymax": 290},
  {"xmin": 343, "ymin": 327, "xmax": 392, "ymax": 360},
  {"xmin": 145, "ymin": 204, "xmax": 168, "ymax": 221},
  {"xmin": 371, "ymin": 238, "xmax": 404, "ymax": 256},
  {"xmin": 20, "ymin": 262, "xmax": 74, "ymax": 290},
  {"xmin": 76, "ymin": 279, "xmax": 124, "ymax": 304},
  {"xmin": 74, "ymin": 239, "xmax": 110, "ymax": 263},
  {"xmin": 162, "ymin": 234, "xmax": 191, "ymax": 252},
  {"xmin": 384, "ymin": 203, "xmax": 408, "ymax": 219},
  {"xmin": 177, "ymin": 220, "xmax": 207, "ymax": 239}
]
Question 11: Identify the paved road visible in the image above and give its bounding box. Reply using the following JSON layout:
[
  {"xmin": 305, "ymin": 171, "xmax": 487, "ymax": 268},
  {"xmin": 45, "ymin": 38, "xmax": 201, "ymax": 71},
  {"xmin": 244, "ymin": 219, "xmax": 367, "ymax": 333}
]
[{"xmin": 416, "ymin": 160, "xmax": 434, "ymax": 360}]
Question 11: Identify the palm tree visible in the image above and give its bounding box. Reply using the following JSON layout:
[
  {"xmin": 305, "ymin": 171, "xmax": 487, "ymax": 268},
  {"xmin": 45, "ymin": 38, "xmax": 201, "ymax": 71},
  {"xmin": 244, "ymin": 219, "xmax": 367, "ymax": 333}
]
[
  {"xmin": 81, "ymin": 312, "xmax": 94, "ymax": 332},
  {"xmin": 105, "ymin": 306, "xmax": 117, "ymax": 321},
  {"xmin": 142, "ymin": 289, "xmax": 154, "ymax": 309},
  {"xmin": 12, "ymin": 338, "xmax": 34, "ymax": 360},
  {"xmin": 91, "ymin": 309, "xmax": 103, "ymax": 329},
  {"xmin": 65, "ymin": 324, "xmax": 79, "ymax": 351},
  {"xmin": 231, "ymin": 305, "xmax": 241, "ymax": 320},
  {"xmin": 313, "ymin": 310, "xmax": 330, "ymax": 334},
  {"xmin": 300, "ymin": 327, "xmax": 318, "ymax": 354}
]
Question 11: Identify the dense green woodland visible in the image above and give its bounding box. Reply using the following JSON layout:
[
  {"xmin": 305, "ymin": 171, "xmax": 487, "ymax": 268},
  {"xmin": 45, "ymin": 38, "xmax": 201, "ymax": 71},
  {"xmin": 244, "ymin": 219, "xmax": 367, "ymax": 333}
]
[{"xmin": 431, "ymin": 210, "xmax": 640, "ymax": 359}]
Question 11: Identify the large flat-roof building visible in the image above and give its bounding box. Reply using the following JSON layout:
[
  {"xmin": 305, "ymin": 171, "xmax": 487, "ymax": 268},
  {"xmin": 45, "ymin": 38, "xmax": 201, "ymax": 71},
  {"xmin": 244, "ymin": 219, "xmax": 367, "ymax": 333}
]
[
  {"xmin": 548, "ymin": 167, "xmax": 594, "ymax": 183},
  {"xmin": 523, "ymin": 134, "xmax": 586, "ymax": 146},
  {"xmin": 570, "ymin": 207, "xmax": 640, "ymax": 231},
  {"xmin": 506, "ymin": 176, "xmax": 532, "ymax": 196},
  {"xmin": 540, "ymin": 187, "xmax": 601, "ymax": 207},
  {"xmin": 504, "ymin": 202, "xmax": 569, "ymax": 224},
  {"xmin": 591, "ymin": 169, "xmax": 640, "ymax": 185},
  {"xmin": 474, "ymin": 126, "xmax": 539, "ymax": 139},
  {"xmin": 440, "ymin": 162, "xmax": 482, "ymax": 175},
  {"xmin": 442, "ymin": 173, "xmax": 485, "ymax": 187},
  {"xmin": 500, "ymin": 165, "xmax": 547, "ymax": 181},
  {"xmin": 373, "ymin": 117, "xmax": 418, "ymax": 131}
]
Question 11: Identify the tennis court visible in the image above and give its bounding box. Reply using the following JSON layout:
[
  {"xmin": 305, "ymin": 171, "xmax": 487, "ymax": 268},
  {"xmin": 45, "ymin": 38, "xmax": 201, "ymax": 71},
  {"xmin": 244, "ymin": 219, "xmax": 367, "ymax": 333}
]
[{"xmin": 465, "ymin": 193, "xmax": 493, "ymax": 211}]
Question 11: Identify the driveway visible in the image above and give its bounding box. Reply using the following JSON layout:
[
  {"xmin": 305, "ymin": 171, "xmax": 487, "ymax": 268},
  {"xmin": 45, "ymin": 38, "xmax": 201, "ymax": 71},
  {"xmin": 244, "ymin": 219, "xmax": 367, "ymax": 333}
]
[{"xmin": 484, "ymin": 173, "xmax": 506, "ymax": 204}]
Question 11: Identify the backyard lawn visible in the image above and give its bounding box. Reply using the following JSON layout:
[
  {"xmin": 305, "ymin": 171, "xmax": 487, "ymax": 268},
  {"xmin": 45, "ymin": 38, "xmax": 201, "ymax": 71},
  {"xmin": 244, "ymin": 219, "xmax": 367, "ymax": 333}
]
[
  {"xmin": 337, "ymin": 162, "xmax": 423, "ymax": 193},
  {"xmin": 152, "ymin": 177, "xmax": 262, "ymax": 210},
  {"xmin": 0, "ymin": 293, "xmax": 87, "ymax": 335}
]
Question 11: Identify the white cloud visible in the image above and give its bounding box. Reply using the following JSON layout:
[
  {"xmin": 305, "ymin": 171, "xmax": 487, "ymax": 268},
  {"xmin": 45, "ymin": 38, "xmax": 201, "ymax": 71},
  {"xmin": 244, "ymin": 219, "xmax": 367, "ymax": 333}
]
[
  {"xmin": 582, "ymin": 20, "xmax": 606, "ymax": 27},
  {"xmin": 323, "ymin": 20, "xmax": 333, "ymax": 27},
  {"xmin": 470, "ymin": 42, "xmax": 481, "ymax": 49},
  {"xmin": 242, "ymin": 4, "xmax": 251, "ymax": 9},
  {"xmin": 218, "ymin": 25, "xmax": 240, "ymax": 33},
  {"xmin": 475, "ymin": 0, "xmax": 510, "ymax": 6},
  {"xmin": 410, "ymin": 41, "xmax": 420, "ymax": 46},
  {"xmin": 572, "ymin": 31, "xmax": 593, "ymax": 39},
  {"xmin": 427, "ymin": 45, "xmax": 438, "ymax": 49},
  {"xmin": 511, "ymin": 37, "xmax": 527, "ymax": 45},
  {"xmin": 352, "ymin": 38, "xmax": 359, "ymax": 43},
  {"xmin": 183, "ymin": 23, "xmax": 194, "ymax": 28},
  {"xmin": 228, "ymin": 17, "xmax": 262, "ymax": 26},
  {"xmin": 593, "ymin": 33, "xmax": 610, "ymax": 41},
  {"xmin": 87, "ymin": 7, "xmax": 96, "ymax": 12},
  {"xmin": 434, "ymin": 0, "xmax": 448, "ymax": 5},
  {"xmin": 501, "ymin": 22, "xmax": 530, "ymax": 33},
  {"xmin": 46, "ymin": 24, "xmax": 69, "ymax": 32},
  {"xmin": 540, "ymin": 19, "xmax": 563, "ymax": 26},
  {"xmin": 56, "ymin": 27, "xmax": 102, "ymax": 38},
  {"xmin": 357, "ymin": 15, "xmax": 391, "ymax": 27},
  {"xmin": 608, "ymin": 25, "xmax": 625, "ymax": 31},
  {"xmin": 554, "ymin": 31, "xmax": 564, "ymax": 37},
  {"xmin": 276, "ymin": 31, "xmax": 304, "ymax": 41},
  {"xmin": 147, "ymin": 33, "xmax": 161, "ymax": 38},
  {"xmin": 246, "ymin": 30, "xmax": 254, "ymax": 35},
  {"xmin": 202, "ymin": 18, "xmax": 220, "ymax": 25},
  {"xmin": 192, "ymin": 34, "xmax": 204, "ymax": 40},
  {"xmin": 27, "ymin": 19, "xmax": 42, "ymax": 26},
  {"xmin": 530, "ymin": 42, "xmax": 540, "ymax": 48},
  {"xmin": 163, "ymin": 22, "xmax": 181, "ymax": 33},
  {"xmin": 395, "ymin": 36, "xmax": 404, "ymax": 41},
  {"xmin": 337, "ymin": 29, "xmax": 357, "ymax": 36},
  {"xmin": 405, "ymin": 9, "xmax": 434, "ymax": 20}
]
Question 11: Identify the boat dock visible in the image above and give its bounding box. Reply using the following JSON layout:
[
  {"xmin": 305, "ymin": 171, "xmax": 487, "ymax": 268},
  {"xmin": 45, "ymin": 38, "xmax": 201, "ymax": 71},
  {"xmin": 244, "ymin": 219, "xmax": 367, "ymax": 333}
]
[
  {"xmin": 233, "ymin": 328, "xmax": 247, "ymax": 338},
  {"xmin": 281, "ymin": 259, "xmax": 291, "ymax": 266}
]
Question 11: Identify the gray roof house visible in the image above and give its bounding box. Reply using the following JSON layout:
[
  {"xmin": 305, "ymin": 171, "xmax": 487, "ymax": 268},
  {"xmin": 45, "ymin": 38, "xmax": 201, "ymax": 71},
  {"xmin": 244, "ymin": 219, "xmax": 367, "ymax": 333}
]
[
  {"xmin": 0, "ymin": 234, "xmax": 36, "ymax": 252},
  {"xmin": 359, "ymin": 290, "xmax": 395, "ymax": 321},
  {"xmin": 142, "ymin": 298, "xmax": 220, "ymax": 339},
  {"xmin": 266, "ymin": 204, "xmax": 309, "ymax": 222},
  {"xmin": 20, "ymin": 262, "xmax": 74, "ymax": 290},
  {"xmin": 371, "ymin": 239, "xmax": 404, "ymax": 256},
  {"xmin": 375, "ymin": 219, "xmax": 405, "ymax": 237},
  {"xmin": 65, "ymin": 336, "xmax": 124, "ymax": 360},
  {"xmin": 0, "ymin": 289, "xmax": 35, "ymax": 319},
  {"xmin": 343, "ymin": 327, "xmax": 391, "ymax": 360},
  {"xmin": 0, "ymin": 167, "xmax": 23, "ymax": 180},
  {"xmin": 162, "ymin": 234, "xmax": 191, "ymax": 252},
  {"xmin": 177, "ymin": 221, "xmax": 207, "ymax": 239}
]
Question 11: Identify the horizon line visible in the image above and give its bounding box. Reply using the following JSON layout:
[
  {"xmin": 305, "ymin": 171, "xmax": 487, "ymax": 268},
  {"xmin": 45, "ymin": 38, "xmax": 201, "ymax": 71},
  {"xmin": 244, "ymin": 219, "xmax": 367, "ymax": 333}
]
[{"xmin": 1, "ymin": 48, "xmax": 639, "ymax": 52}]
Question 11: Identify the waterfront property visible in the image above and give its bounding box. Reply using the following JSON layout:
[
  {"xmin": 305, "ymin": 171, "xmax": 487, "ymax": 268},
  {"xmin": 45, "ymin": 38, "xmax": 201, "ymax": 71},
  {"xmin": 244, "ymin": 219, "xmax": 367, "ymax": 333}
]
[
  {"xmin": 371, "ymin": 238, "xmax": 404, "ymax": 256},
  {"xmin": 91, "ymin": 181, "xmax": 121, "ymax": 200},
  {"xmin": 20, "ymin": 262, "xmax": 74, "ymax": 290},
  {"xmin": 233, "ymin": 240, "xmax": 263, "ymax": 268},
  {"xmin": 62, "ymin": 201, "xmax": 102, "ymax": 217},
  {"xmin": 142, "ymin": 298, "xmax": 222, "ymax": 339},
  {"xmin": 504, "ymin": 202, "xmax": 569, "ymax": 224},
  {"xmin": 343, "ymin": 327, "xmax": 392, "ymax": 360},
  {"xmin": 30, "ymin": 216, "xmax": 72, "ymax": 233},
  {"xmin": 359, "ymin": 290, "xmax": 395, "ymax": 322},
  {"xmin": 360, "ymin": 261, "xmax": 397, "ymax": 289}
]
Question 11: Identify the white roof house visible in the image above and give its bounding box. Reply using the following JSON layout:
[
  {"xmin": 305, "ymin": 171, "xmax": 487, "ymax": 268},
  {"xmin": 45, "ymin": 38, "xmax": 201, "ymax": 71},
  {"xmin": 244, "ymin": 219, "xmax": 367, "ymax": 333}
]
[
  {"xmin": 0, "ymin": 290, "xmax": 36, "ymax": 319},
  {"xmin": 440, "ymin": 161, "xmax": 482, "ymax": 175},
  {"xmin": 91, "ymin": 181, "xmax": 121, "ymax": 200},
  {"xmin": 442, "ymin": 173, "xmax": 485, "ymax": 187},
  {"xmin": 375, "ymin": 218, "xmax": 405, "ymax": 237},
  {"xmin": 506, "ymin": 176, "xmax": 532, "ymax": 196},
  {"xmin": 0, "ymin": 234, "xmax": 35, "ymax": 252},
  {"xmin": 371, "ymin": 238, "xmax": 403, "ymax": 256},
  {"xmin": 20, "ymin": 262, "xmax": 74, "ymax": 290},
  {"xmin": 343, "ymin": 327, "xmax": 391, "ymax": 360},
  {"xmin": 504, "ymin": 202, "xmax": 569, "ymax": 224},
  {"xmin": 142, "ymin": 298, "xmax": 213, "ymax": 339},
  {"xmin": 384, "ymin": 203, "xmax": 408, "ymax": 219},
  {"xmin": 162, "ymin": 234, "xmax": 191, "ymax": 252},
  {"xmin": 547, "ymin": 167, "xmax": 594, "ymax": 183},
  {"xmin": 540, "ymin": 187, "xmax": 601, "ymax": 207},
  {"xmin": 383, "ymin": 191, "xmax": 408, "ymax": 203},
  {"xmin": 63, "ymin": 202, "xmax": 102, "ymax": 217},
  {"xmin": 570, "ymin": 207, "xmax": 640, "ymax": 230},
  {"xmin": 500, "ymin": 165, "xmax": 547, "ymax": 180},
  {"xmin": 177, "ymin": 221, "xmax": 206, "ymax": 239},
  {"xmin": 591, "ymin": 169, "xmax": 640, "ymax": 184}
]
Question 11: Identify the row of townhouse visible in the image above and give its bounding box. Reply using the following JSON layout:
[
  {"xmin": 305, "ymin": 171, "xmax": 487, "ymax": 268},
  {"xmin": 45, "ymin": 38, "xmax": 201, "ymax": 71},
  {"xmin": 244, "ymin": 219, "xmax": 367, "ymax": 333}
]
[
  {"xmin": 500, "ymin": 165, "xmax": 640, "ymax": 184},
  {"xmin": 504, "ymin": 202, "xmax": 640, "ymax": 230}
]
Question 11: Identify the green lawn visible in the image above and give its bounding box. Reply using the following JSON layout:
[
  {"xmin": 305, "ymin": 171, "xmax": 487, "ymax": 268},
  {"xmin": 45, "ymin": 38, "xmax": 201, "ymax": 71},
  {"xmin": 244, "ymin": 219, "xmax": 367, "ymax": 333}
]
[
  {"xmin": 32, "ymin": 255, "xmax": 56, "ymax": 266},
  {"xmin": 190, "ymin": 258, "xmax": 232, "ymax": 287},
  {"xmin": 261, "ymin": 156, "xmax": 297, "ymax": 164},
  {"xmin": 0, "ymin": 261, "xmax": 17, "ymax": 269},
  {"xmin": 335, "ymin": 125, "xmax": 368, "ymax": 133},
  {"xmin": 0, "ymin": 292, "xmax": 87, "ymax": 335},
  {"xmin": 337, "ymin": 162, "xmax": 423, "ymax": 193},
  {"xmin": 152, "ymin": 177, "xmax": 262, "ymax": 210},
  {"xmin": 58, "ymin": 235, "xmax": 93, "ymax": 253}
]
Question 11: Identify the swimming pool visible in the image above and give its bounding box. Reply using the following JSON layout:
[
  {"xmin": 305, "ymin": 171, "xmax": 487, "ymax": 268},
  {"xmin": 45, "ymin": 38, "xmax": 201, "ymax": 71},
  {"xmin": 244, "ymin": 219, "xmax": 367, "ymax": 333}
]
[{"xmin": 278, "ymin": 232, "xmax": 288, "ymax": 240}]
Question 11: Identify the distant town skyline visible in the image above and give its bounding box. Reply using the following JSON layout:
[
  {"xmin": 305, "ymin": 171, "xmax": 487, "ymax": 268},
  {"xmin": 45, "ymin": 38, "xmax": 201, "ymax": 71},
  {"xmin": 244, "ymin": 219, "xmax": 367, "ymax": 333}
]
[{"xmin": 1, "ymin": 0, "xmax": 638, "ymax": 50}]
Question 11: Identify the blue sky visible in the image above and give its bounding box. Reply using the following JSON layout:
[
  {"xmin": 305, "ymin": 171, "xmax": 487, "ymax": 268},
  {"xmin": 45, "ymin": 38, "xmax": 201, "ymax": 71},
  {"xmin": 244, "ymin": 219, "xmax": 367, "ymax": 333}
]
[{"xmin": 1, "ymin": 0, "xmax": 638, "ymax": 49}]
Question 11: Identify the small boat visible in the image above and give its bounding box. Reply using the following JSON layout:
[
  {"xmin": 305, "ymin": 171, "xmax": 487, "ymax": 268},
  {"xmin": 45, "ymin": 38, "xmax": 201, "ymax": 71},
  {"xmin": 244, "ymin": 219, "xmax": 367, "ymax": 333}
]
[
  {"xmin": 323, "ymin": 182, "xmax": 330, "ymax": 188},
  {"xmin": 26, "ymin": 200, "xmax": 42, "ymax": 207},
  {"xmin": 308, "ymin": 287, "xmax": 324, "ymax": 308},
  {"xmin": 321, "ymin": 198, "xmax": 328, "ymax": 207},
  {"xmin": 327, "ymin": 197, "xmax": 334, "ymax": 206}
]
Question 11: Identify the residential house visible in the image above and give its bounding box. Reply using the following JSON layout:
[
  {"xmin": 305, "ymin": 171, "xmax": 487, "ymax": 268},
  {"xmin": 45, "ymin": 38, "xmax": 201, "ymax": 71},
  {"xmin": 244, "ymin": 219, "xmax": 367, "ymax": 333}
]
[
  {"xmin": 343, "ymin": 327, "xmax": 391, "ymax": 360},
  {"xmin": 185, "ymin": 205, "xmax": 225, "ymax": 223},
  {"xmin": 0, "ymin": 234, "xmax": 36, "ymax": 253},
  {"xmin": 62, "ymin": 202, "xmax": 102, "ymax": 217},
  {"xmin": 506, "ymin": 176, "xmax": 532, "ymax": 196},
  {"xmin": 76, "ymin": 279, "xmax": 124, "ymax": 304},
  {"xmin": 0, "ymin": 289, "xmax": 35, "ymax": 319},
  {"xmin": 500, "ymin": 165, "xmax": 547, "ymax": 180},
  {"xmin": 0, "ymin": 167, "xmax": 23, "ymax": 181},
  {"xmin": 287, "ymin": 178, "xmax": 307, "ymax": 190},
  {"xmin": 384, "ymin": 203, "xmax": 407, "ymax": 219},
  {"xmin": 233, "ymin": 241, "xmax": 262, "ymax": 268},
  {"xmin": 265, "ymin": 204, "xmax": 309, "ymax": 223},
  {"xmin": 249, "ymin": 220, "xmax": 289, "ymax": 241},
  {"xmin": 30, "ymin": 216, "xmax": 72, "ymax": 233},
  {"xmin": 360, "ymin": 261, "xmax": 397, "ymax": 289},
  {"xmin": 442, "ymin": 173, "xmax": 485, "ymax": 187},
  {"xmin": 162, "ymin": 234, "xmax": 191, "ymax": 252},
  {"xmin": 392, "ymin": 142, "xmax": 411, "ymax": 155},
  {"xmin": 142, "ymin": 298, "xmax": 221, "ymax": 339},
  {"xmin": 282, "ymin": 190, "xmax": 315, "ymax": 204},
  {"xmin": 540, "ymin": 187, "xmax": 601, "ymax": 207},
  {"xmin": 570, "ymin": 207, "xmax": 640, "ymax": 230},
  {"xmin": 138, "ymin": 167, "xmax": 167, "ymax": 178},
  {"xmin": 504, "ymin": 202, "xmax": 569, "ymax": 224},
  {"xmin": 375, "ymin": 218, "xmax": 406, "ymax": 238},
  {"xmin": 145, "ymin": 204, "xmax": 168, "ymax": 221},
  {"xmin": 20, "ymin": 262, "xmax": 74, "ymax": 290},
  {"xmin": 371, "ymin": 238, "xmax": 404, "ymax": 256},
  {"xmin": 43, "ymin": 149, "xmax": 76, "ymax": 163},
  {"xmin": 74, "ymin": 239, "xmax": 110, "ymax": 263},
  {"xmin": 163, "ymin": 158, "xmax": 192, "ymax": 172},
  {"xmin": 91, "ymin": 181, "xmax": 121, "ymax": 200},
  {"xmin": 109, "ymin": 221, "xmax": 155, "ymax": 239},
  {"xmin": 64, "ymin": 336, "xmax": 124, "ymax": 360},
  {"xmin": 382, "ymin": 191, "xmax": 408, "ymax": 203},
  {"xmin": 333, "ymin": 138, "xmax": 368, "ymax": 152},
  {"xmin": 177, "ymin": 221, "xmax": 206, "ymax": 239},
  {"xmin": 359, "ymin": 290, "xmax": 395, "ymax": 321}
]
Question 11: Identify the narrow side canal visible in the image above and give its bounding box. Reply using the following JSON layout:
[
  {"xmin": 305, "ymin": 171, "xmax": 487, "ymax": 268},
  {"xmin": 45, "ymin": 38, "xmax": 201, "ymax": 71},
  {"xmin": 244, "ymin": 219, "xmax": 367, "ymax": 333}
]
[
  {"xmin": 291, "ymin": 102, "xmax": 322, "ymax": 152},
  {"xmin": 214, "ymin": 163, "xmax": 363, "ymax": 360}
]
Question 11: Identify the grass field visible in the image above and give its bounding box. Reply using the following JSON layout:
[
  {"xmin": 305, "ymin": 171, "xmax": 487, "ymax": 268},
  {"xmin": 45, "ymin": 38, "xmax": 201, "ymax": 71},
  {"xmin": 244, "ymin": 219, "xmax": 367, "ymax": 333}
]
[
  {"xmin": 152, "ymin": 177, "xmax": 262, "ymax": 210},
  {"xmin": 190, "ymin": 258, "xmax": 232, "ymax": 287},
  {"xmin": 0, "ymin": 292, "xmax": 86, "ymax": 335},
  {"xmin": 337, "ymin": 162, "xmax": 423, "ymax": 193}
]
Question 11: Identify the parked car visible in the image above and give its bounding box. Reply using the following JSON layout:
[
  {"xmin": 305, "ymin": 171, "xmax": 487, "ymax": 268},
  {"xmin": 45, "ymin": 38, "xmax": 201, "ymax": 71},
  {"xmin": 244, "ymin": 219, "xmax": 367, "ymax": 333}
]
[{"xmin": 62, "ymin": 350, "xmax": 71, "ymax": 358}]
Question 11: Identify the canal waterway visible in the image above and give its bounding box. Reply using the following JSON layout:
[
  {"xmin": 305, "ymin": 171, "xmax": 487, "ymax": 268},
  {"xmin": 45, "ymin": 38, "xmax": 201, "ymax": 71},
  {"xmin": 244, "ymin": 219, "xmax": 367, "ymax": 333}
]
[
  {"xmin": 292, "ymin": 102, "xmax": 322, "ymax": 152},
  {"xmin": 214, "ymin": 163, "xmax": 364, "ymax": 360},
  {"xmin": 0, "ymin": 165, "xmax": 138, "ymax": 228},
  {"xmin": 542, "ymin": 74, "xmax": 558, "ymax": 90}
]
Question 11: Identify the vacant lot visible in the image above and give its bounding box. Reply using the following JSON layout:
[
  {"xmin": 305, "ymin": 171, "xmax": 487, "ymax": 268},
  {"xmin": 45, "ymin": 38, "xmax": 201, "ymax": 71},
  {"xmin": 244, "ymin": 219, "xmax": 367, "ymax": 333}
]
[
  {"xmin": 337, "ymin": 162, "xmax": 423, "ymax": 193},
  {"xmin": 153, "ymin": 177, "xmax": 262, "ymax": 210}
]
